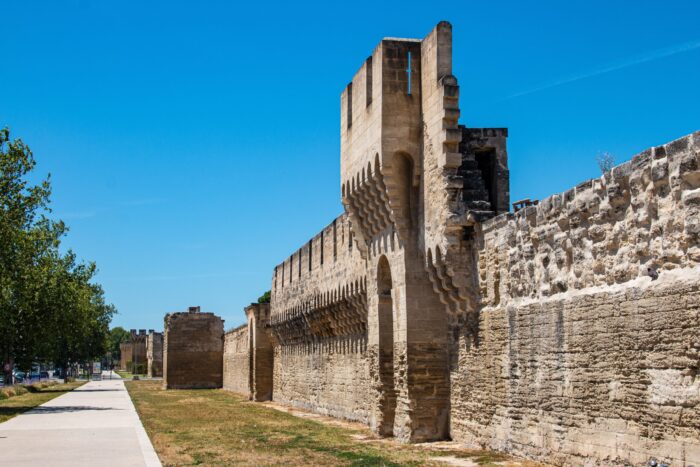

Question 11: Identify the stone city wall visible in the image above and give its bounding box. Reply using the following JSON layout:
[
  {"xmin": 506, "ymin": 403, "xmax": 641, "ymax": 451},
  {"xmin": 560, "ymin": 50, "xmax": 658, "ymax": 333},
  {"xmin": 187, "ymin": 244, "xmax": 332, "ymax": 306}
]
[
  {"xmin": 163, "ymin": 21, "xmax": 699, "ymax": 466},
  {"xmin": 119, "ymin": 342, "xmax": 132, "ymax": 371},
  {"xmin": 147, "ymin": 331, "xmax": 163, "ymax": 378},
  {"xmin": 223, "ymin": 324, "xmax": 249, "ymax": 395},
  {"xmin": 163, "ymin": 308, "xmax": 224, "ymax": 389},
  {"xmin": 273, "ymin": 339, "xmax": 372, "ymax": 423},
  {"xmin": 451, "ymin": 132, "xmax": 700, "ymax": 466},
  {"xmin": 269, "ymin": 214, "xmax": 369, "ymax": 418}
]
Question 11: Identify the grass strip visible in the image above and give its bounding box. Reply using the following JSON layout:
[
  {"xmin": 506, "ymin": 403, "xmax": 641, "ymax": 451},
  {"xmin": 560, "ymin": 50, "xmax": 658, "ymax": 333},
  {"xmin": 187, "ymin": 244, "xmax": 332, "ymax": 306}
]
[
  {"xmin": 126, "ymin": 380, "xmax": 543, "ymax": 467},
  {"xmin": 0, "ymin": 381, "xmax": 85, "ymax": 423}
]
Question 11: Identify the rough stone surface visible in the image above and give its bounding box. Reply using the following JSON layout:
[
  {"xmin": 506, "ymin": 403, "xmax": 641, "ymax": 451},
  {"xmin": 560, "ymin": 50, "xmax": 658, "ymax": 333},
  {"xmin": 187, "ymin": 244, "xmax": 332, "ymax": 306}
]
[
  {"xmin": 452, "ymin": 130, "xmax": 700, "ymax": 465},
  {"xmin": 223, "ymin": 303, "xmax": 274, "ymax": 400},
  {"xmin": 146, "ymin": 331, "xmax": 163, "ymax": 378},
  {"xmin": 163, "ymin": 308, "xmax": 224, "ymax": 389},
  {"xmin": 201, "ymin": 21, "xmax": 700, "ymax": 466},
  {"xmin": 223, "ymin": 324, "xmax": 249, "ymax": 395}
]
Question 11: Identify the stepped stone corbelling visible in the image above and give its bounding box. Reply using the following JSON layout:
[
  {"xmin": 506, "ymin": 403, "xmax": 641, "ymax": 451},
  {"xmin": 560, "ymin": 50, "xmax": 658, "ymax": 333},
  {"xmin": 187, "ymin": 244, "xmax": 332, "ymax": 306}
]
[{"xmin": 213, "ymin": 22, "xmax": 699, "ymax": 466}]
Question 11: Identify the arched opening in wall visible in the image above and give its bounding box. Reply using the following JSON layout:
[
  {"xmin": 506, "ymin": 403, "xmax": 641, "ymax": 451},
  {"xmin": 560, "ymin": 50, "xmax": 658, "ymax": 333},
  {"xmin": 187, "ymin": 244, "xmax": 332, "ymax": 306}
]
[{"xmin": 376, "ymin": 255, "xmax": 396, "ymax": 436}]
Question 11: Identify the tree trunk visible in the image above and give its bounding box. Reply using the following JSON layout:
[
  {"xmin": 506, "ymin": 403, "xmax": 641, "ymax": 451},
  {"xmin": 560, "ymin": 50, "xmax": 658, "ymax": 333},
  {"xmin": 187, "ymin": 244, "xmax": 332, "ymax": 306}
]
[{"xmin": 3, "ymin": 356, "xmax": 14, "ymax": 386}]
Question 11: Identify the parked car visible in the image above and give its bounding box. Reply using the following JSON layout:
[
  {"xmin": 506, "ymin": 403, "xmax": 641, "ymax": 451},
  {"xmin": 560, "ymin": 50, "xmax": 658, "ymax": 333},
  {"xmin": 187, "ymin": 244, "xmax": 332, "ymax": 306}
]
[
  {"xmin": 12, "ymin": 371, "xmax": 25, "ymax": 383},
  {"xmin": 40, "ymin": 371, "xmax": 49, "ymax": 379}
]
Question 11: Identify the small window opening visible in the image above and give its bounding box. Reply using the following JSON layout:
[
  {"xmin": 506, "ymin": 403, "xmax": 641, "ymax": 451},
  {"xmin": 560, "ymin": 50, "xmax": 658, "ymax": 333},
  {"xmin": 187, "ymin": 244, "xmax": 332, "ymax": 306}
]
[
  {"xmin": 333, "ymin": 220, "xmax": 337, "ymax": 260},
  {"xmin": 406, "ymin": 51, "xmax": 412, "ymax": 95},
  {"xmin": 346, "ymin": 83, "xmax": 353, "ymax": 128},
  {"xmin": 366, "ymin": 56, "xmax": 373, "ymax": 107},
  {"xmin": 320, "ymin": 231, "xmax": 325, "ymax": 265}
]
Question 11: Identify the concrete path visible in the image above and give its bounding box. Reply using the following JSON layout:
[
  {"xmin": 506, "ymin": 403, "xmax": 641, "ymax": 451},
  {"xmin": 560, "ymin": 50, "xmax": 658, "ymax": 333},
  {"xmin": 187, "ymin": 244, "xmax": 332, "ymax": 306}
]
[{"xmin": 0, "ymin": 372, "xmax": 161, "ymax": 466}]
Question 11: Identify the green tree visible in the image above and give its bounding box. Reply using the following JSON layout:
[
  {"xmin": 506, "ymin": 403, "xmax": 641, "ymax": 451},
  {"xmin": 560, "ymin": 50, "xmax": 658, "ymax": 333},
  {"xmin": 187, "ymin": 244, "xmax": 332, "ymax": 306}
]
[
  {"xmin": 108, "ymin": 326, "xmax": 131, "ymax": 365},
  {"xmin": 0, "ymin": 127, "xmax": 115, "ymax": 383},
  {"xmin": 0, "ymin": 128, "xmax": 62, "ymax": 382},
  {"xmin": 44, "ymin": 253, "xmax": 115, "ymax": 380},
  {"xmin": 257, "ymin": 290, "xmax": 271, "ymax": 304}
]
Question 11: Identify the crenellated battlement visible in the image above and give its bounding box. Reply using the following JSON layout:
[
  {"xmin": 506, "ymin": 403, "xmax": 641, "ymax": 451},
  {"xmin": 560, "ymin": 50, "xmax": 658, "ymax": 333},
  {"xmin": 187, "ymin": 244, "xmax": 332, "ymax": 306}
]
[
  {"xmin": 270, "ymin": 214, "xmax": 366, "ymax": 322},
  {"xmin": 217, "ymin": 22, "xmax": 700, "ymax": 463}
]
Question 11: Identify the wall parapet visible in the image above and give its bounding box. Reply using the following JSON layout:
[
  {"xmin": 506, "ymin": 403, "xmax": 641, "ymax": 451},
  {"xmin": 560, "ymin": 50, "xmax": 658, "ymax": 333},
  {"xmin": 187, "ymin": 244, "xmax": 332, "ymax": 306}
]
[
  {"xmin": 270, "ymin": 214, "xmax": 367, "ymax": 340},
  {"xmin": 478, "ymin": 130, "xmax": 700, "ymax": 304}
]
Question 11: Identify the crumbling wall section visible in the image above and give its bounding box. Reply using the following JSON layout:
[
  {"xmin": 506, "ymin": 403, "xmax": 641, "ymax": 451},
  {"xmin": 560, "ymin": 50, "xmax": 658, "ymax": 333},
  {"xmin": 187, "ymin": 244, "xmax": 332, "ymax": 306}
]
[
  {"xmin": 163, "ymin": 309, "xmax": 224, "ymax": 389},
  {"xmin": 451, "ymin": 131, "xmax": 700, "ymax": 466}
]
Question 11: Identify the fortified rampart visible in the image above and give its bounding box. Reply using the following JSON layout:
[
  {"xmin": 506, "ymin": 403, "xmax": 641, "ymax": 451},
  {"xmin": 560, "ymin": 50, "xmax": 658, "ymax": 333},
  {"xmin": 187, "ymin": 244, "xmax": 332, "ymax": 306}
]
[
  {"xmin": 215, "ymin": 21, "xmax": 698, "ymax": 466},
  {"xmin": 146, "ymin": 331, "xmax": 163, "ymax": 378},
  {"xmin": 223, "ymin": 303, "xmax": 274, "ymax": 400},
  {"xmin": 270, "ymin": 214, "xmax": 370, "ymax": 421},
  {"xmin": 452, "ymin": 133, "xmax": 700, "ymax": 465},
  {"xmin": 223, "ymin": 325, "xmax": 249, "ymax": 395},
  {"xmin": 163, "ymin": 306, "xmax": 224, "ymax": 389}
]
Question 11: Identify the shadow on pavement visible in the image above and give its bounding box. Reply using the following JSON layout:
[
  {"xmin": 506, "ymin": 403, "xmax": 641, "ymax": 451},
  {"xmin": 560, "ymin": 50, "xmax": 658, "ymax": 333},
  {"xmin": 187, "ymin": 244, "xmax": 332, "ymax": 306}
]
[
  {"xmin": 0, "ymin": 405, "xmax": 118, "ymax": 419},
  {"xmin": 73, "ymin": 389, "xmax": 123, "ymax": 392},
  {"xmin": 30, "ymin": 405, "xmax": 118, "ymax": 413}
]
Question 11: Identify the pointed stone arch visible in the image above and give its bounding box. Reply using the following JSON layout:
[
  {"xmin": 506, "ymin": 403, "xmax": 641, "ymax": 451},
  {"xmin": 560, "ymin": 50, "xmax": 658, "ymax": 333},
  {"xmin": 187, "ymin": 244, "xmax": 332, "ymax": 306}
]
[{"xmin": 376, "ymin": 255, "xmax": 396, "ymax": 436}]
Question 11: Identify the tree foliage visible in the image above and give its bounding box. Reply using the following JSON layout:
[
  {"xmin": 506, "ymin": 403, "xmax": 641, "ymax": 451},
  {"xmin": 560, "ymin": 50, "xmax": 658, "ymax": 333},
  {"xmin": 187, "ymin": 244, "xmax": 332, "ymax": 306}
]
[
  {"xmin": 0, "ymin": 128, "xmax": 115, "ymax": 382},
  {"xmin": 257, "ymin": 290, "xmax": 271, "ymax": 304},
  {"xmin": 596, "ymin": 152, "xmax": 615, "ymax": 174},
  {"xmin": 108, "ymin": 326, "xmax": 131, "ymax": 361}
]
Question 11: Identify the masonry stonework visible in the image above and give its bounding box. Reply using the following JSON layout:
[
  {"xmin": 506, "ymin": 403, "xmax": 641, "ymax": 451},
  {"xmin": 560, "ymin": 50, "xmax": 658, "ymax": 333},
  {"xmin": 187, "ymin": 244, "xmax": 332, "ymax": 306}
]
[
  {"xmin": 223, "ymin": 304, "xmax": 274, "ymax": 400},
  {"xmin": 223, "ymin": 324, "xmax": 249, "ymax": 394},
  {"xmin": 146, "ymin": 331, "xmax": 163, "ymax": 378},
  {"xmin": 451, "ymin": 132, "xmax": 700, "ymax": 465},
  {"xmin": 163, "ymin": 307, "xmax": 224, "ymax": 389},
  {"xmin": 217, "ymin": 21, "xmax": 699, "ymax": 466}
]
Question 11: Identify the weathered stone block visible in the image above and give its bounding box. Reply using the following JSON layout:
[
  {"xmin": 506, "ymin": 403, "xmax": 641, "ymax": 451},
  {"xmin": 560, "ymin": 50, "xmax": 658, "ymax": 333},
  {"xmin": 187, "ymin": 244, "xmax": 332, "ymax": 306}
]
[{"xmin": 163, "ymin": 308, "xmax": 224, "ymax": 389}]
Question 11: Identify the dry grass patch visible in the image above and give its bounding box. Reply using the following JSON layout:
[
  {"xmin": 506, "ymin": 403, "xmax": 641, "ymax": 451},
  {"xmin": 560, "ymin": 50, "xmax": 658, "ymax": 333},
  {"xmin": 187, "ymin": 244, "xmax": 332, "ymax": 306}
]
[
  {"xmin": 0, "ymin": 381, "xmax": 84, "ymax": 423},
  {"xmin": 126, "ymin": 380, "xmax": 546, "ymax": 467}
]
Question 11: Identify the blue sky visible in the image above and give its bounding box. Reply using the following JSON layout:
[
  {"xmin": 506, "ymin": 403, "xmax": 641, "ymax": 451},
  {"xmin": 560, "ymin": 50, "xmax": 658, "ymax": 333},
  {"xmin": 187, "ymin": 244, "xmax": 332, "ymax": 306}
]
[{"xmin": 2, "ymin": 1, "xmax": 699, "ymax": 330}]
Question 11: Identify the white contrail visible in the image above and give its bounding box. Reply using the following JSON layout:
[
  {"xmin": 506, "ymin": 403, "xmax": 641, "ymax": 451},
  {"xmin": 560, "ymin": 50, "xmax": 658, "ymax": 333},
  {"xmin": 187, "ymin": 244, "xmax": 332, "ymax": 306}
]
[{"xmin": 502, "ymin": 38, "xmax": 700, "ymax": 100}]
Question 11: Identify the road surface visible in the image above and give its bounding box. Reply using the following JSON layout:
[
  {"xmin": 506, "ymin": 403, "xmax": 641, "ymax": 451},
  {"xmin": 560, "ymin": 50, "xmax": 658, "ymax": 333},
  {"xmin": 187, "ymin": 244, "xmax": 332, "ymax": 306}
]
[{"xmin": 0, "ymin": 371, "xmax": 160, "ymax": 466}]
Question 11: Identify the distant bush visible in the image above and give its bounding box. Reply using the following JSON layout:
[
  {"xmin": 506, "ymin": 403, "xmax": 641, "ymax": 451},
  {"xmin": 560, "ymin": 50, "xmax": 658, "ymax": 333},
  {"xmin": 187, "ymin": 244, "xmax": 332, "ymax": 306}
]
[
  {"xmin": 596, "ymin": 152, "xmax": 615, "ymax": 174},
  {"xmin": 258, "ymin": 291, "xmax": 271, "ymax": 304}
]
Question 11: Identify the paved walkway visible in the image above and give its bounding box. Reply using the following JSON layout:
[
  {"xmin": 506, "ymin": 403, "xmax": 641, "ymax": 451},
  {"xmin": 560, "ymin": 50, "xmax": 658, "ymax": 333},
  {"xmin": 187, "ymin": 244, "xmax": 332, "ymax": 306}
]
[{"xmin": 0, "ymin": 372, "xmax": 160, "ymax": 466}]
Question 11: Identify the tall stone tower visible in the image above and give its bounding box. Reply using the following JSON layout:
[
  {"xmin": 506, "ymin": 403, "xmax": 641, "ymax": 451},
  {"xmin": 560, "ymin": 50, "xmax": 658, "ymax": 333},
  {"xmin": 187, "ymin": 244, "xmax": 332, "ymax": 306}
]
[{"xmin": 339, "ymin": 21, "xmax": 509, "ymax": 440}]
